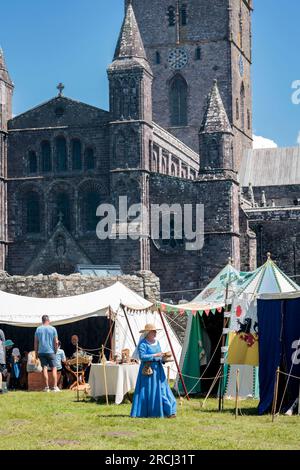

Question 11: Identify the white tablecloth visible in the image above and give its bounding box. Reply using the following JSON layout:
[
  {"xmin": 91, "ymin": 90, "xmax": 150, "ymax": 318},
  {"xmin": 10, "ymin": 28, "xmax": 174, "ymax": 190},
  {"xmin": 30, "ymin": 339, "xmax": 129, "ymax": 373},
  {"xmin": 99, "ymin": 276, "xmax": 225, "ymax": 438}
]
[{"xmin": 89, "ymin": 363, "xmax": 140, "ymax": 404}]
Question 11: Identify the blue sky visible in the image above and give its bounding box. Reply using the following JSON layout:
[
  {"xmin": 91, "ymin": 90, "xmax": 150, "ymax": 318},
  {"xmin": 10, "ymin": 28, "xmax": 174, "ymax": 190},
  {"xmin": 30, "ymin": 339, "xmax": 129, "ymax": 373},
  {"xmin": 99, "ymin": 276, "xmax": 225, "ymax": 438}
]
[{"xmin": 1, "ymin": 0, "xmax": 299, "ymax": 147}]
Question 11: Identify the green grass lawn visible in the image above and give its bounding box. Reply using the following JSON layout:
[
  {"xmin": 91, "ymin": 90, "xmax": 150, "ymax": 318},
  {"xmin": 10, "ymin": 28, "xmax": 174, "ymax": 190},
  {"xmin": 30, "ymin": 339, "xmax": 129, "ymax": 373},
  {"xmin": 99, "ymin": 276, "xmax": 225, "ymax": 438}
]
[{"xmin": 0, "ymin": 391, "xmax": 299, "ymax": 450}]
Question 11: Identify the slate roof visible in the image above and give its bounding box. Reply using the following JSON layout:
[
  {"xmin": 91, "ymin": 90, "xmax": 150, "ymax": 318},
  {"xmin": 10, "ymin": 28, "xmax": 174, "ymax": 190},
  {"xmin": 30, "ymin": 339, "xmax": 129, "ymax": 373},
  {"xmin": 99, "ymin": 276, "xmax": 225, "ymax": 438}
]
[
  {"xmin": 240, "ymin": 147, "xmax": 300, "ymax": 187},
  {"xmin": 109, "ymin": 3, "xmax": 151, "ymax": 73}
]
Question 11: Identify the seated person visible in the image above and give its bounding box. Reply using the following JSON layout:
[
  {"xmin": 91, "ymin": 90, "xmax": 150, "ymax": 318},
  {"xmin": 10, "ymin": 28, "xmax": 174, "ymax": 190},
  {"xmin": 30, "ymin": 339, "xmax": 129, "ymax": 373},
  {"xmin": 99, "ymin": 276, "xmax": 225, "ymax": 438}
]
[{"xmin": 27, "ymin": 351, "xmax": 42, "ymax": 373}]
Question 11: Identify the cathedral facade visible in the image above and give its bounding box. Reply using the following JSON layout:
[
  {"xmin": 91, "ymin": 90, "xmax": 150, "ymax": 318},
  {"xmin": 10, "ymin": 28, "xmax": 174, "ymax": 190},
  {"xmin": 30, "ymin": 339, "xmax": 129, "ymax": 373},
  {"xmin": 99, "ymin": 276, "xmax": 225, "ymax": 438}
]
[{"xmin": 0, "ymin": 0, "xmax": 299, "ymax": 299}]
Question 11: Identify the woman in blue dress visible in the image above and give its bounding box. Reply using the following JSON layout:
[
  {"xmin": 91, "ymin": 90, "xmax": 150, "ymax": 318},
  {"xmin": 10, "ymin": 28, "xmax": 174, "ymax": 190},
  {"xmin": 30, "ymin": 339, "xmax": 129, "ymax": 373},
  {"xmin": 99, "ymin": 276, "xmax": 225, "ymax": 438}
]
[{"xmin": 131, "ymin": 323, "xmax": 177, "ymax": 418}]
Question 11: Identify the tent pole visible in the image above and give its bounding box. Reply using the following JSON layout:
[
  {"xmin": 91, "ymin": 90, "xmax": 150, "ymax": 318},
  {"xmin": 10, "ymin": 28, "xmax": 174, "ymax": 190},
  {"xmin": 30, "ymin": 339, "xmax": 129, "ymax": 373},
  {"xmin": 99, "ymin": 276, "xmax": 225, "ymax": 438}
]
[
  {"xmin": 272, "ymin": 367, "xmax": 280, "ymax": 422},
  {"xmin": 121, "ymin": 305, "xmax": 137, "ymax": 348},
  {"xmin": 158, "ymin": 307, "xmax": 190, "ymax": 401},
  {"xmin": 109, "ymin": 307, "xmax": 113, "ymax": 361},
  {"xmin": 218, "ymin": 260, "xmax": 231, "ymax": 412},
  {"xmin": 102, "ymin": 345, "xmax": 109, "ymax": 406},
  {"xmin": 76, "ymin": 341, "xmax": 79, "ymax": 402},
  {"xmin": 235, "ymin": 368, "xmax": 240, "ymax": 420}
]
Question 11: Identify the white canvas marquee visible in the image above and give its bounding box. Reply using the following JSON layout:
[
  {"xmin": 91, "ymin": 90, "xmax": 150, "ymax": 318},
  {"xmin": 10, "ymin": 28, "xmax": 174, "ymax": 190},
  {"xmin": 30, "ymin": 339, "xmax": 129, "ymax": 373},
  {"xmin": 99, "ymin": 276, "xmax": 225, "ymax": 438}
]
[{"xmin": 0, "ymin": 281, "xmax": 182, "ymax": 379}]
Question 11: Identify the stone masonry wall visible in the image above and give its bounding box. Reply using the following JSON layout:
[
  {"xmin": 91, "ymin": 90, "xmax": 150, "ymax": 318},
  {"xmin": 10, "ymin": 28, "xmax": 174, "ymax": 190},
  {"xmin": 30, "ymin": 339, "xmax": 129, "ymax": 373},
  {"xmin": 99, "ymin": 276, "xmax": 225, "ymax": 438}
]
[{"xmin": 0, "ymin": 270, "xmax": 160, "ymax": 303}]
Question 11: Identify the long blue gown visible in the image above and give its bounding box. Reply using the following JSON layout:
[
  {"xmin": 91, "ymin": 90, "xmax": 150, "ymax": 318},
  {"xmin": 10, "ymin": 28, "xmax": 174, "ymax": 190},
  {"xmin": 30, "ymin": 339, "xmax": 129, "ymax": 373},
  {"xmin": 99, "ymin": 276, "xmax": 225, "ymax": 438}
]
[{"xmin": 130, "ymin": 338, "xmax": 177, "ymax": 418}]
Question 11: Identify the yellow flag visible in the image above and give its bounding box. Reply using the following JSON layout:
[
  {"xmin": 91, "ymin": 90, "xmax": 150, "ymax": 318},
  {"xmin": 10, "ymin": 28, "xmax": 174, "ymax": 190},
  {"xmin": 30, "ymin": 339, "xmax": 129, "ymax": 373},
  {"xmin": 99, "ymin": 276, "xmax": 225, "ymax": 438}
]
[{"xmin": 227, "ymin": 332, "xmax": 259, "ymax": 366}]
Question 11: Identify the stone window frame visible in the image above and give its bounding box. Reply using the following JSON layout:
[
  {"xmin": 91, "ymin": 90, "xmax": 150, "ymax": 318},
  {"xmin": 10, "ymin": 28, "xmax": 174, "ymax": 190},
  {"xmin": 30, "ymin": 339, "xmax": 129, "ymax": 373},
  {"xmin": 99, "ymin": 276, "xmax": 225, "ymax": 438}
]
[
  {"xmin": 55, "ymin": 134, "xmax": 68, "ymax": 173},
  {"xmin": 181, "ymin": 4, "xmax": 187, "ymax": 26},
  {"xmin": 195, "ymin": 46, "xmax": 201, "ymax": 61},
  {"xmin": 28, "ymin": 149, "xmax": 38, "ymax": 175},
  {"xmin": 167, "ymin": 5, "xmax": 176, "ymax": 27},
  {"xmin": 71, "ymin": 137, "xmax": 83, "ymax": 171},
  {"xmin": 169, "ymin": 73, "xmax": 188, "ymax": 128},
  {"xmin": 77, "ymin": 178, "xmax": 108, "ymax": 236},
  {"xmin": 41, "ymin": 140, "xmax": 52, "ymax": 173},
  {"xmin": 16, "ymin": 183, "xmax": 45, "ymax": 239},
  {"xmin": 240, "ymin": 82, "xmax": 245, "ymax": 131}
]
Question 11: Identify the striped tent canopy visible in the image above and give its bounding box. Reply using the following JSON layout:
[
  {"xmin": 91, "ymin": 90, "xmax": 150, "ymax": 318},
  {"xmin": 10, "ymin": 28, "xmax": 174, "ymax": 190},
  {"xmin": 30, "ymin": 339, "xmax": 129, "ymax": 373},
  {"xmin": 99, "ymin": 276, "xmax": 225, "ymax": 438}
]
[
  {"xmin": 191, "ymin": 260, "xmax": 253, "ymax": 306},
  {"xmin": 236, "ymin": 253, "xmax": 300, "ymax": 296}
]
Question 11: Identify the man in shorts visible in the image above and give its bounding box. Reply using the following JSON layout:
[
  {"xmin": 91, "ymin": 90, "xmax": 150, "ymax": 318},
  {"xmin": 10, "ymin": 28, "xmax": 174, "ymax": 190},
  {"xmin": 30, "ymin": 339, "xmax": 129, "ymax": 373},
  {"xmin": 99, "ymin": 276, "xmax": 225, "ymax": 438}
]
[{"xmin": 34, "ymin": 315, "xmax": 59, "ymax": 392}]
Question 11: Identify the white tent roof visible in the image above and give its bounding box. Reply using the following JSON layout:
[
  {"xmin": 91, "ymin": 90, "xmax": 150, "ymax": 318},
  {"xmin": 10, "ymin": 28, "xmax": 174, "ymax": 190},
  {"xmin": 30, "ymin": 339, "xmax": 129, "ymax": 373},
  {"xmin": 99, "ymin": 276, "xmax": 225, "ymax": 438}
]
[
  {"xmin": 0, "ymin": 281, "xmax": 182, "ymax": 379},
  {"xmin": 236, "ymin": 256, "xmax": 300, "ymax": 297},
  {"xmin": 0, "ymin": 281, "xmax": 152, "ymax": 327}
]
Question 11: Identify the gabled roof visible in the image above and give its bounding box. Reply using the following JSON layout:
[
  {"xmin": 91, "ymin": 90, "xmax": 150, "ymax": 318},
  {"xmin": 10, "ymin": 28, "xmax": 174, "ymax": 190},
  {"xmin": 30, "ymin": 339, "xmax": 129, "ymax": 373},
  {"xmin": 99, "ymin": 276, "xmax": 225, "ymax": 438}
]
[
  {"xmin": 9, "ymin": 95, "xmax": 109, "ymax": 130},
  {"xmin": 240, "ymin": 147, "xmax": 300, "ymax": 187},
  {"xmin": 200, "ymin": 80, "xmax": 233, "ymax": 134}
]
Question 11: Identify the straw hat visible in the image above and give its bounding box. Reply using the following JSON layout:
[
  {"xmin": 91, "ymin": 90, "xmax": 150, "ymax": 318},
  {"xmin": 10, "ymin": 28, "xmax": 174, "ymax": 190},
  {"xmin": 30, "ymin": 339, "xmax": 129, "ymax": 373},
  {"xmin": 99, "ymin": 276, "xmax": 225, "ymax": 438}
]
[{"xmin": 139, "ymin": 323, "xmax": 162, "ymax": 334}]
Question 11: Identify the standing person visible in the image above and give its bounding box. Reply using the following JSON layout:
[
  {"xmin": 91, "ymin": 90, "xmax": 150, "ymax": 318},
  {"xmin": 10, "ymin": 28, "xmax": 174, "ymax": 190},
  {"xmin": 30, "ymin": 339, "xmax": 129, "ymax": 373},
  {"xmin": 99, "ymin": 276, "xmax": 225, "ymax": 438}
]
[
  {"xmin": 34, "ymin": 315, "xmax": 60, "ymax": 392},
  {"xmin": 0, "ymin": 328, "xmax": 6, "ymax": 394},
  {"xmin": 9, "ymin": 348, "xmax": 21, "ymax": 390},
  {"xmin": 131, "ymin": 324, "xmax": 177, "ymax": 418},
  {"xmin": 55, "ymin": 341, "xmax": 66, "ymax": 389}
]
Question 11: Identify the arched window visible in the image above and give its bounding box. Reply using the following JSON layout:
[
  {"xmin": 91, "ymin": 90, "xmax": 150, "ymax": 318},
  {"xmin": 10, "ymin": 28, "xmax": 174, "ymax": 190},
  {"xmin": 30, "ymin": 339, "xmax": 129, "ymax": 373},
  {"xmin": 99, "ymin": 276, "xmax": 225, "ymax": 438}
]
[
  {"xmin": 170, "ymin": 75, "xmax": 188, "ymax": 127},
  {"xmin": 28, "ymin": 151, "xmax": 37, "ymax": 174},
  {"xmin": 114, "ymin": 79, "xmax": 123, "ymax": 119},
  {"xmin": 236, "ymin": 98, "xmax": 239, "ymax": 120},
  {"xmin": 55, "ymin": 193, "xmax": 71, "ymax": 230},
  {"xmin": 56, "ymin": 137, "xmax": 67, "ymax": 172},
  {"xmin": 208, "ymin": 139, "xmax": 219, "ymax": 165},
  {"xmin": 41, "ymin": 141, "xmax": 52, "ymax": 172},
  {"xmin": 155, "ymin": 51, "xmax": 161, "ymax": 65},
  {"xmin": 129, "ymin": 78, "xmax": 138, "ymax": 118},
  {"xmin": 195, "ymin": 47, "xmax": 201, "ymax": 61},
  {"xmin": 247, "ymin": 109, "xmax": 251, "ymax": 130},
  {"xmin": 72, "ymin": 139, "xmax": 82, "ymax": 170},
  {"xmin": 240, "ymin": 83, "xmax": 245, "ymax": 131},
  {"xmin": 168, "ymin": 6, "xmax": 176, "ymax": 26},
  {"xmin": 152, "ymin": 152, "xmax": 158, "ymax": 172},
  {"xmin": 239, "ymin": 7, "xmax": 243, "ymax": 49},
  {"xmin": 181, "ymin": 5, "xmax": 187, "ymax": 26},
  {"xmin": 26, "ymin": 192, "xmax": 40, "ymax": 233},
  {"xmin": 83, "ymin": 191, "xmax": 101, "ymax": 232},
  {"xmin": 85, "ymin": 148, "xmax": 95, "ymax": 170}
]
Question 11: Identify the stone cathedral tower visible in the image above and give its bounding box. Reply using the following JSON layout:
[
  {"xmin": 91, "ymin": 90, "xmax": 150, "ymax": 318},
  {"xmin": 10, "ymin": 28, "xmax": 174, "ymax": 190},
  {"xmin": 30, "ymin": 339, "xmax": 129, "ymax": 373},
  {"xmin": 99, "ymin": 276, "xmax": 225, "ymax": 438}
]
[
  {"xmin": 126, "ymin": 0, "xmax": 253, "ymax": 170},
  {"xmin": 0, "ymin": 48, "xmax": 13, "ymax": 270}
]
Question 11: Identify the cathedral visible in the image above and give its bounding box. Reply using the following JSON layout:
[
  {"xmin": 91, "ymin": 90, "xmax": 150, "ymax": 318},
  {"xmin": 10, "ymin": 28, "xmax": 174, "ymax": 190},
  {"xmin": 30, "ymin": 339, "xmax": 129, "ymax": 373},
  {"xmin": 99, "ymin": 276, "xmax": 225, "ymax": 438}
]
[{"xmin": 0, "ymin": 0, "xmax": 299, "ymax": 300}]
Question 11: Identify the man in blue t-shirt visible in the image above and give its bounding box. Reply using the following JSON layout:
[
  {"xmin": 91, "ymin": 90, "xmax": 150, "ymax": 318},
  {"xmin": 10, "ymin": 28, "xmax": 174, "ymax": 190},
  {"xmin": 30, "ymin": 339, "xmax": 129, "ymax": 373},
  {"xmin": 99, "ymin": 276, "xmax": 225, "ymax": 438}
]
[{"xmin": 34, "ymin": 315, "xmax": 59, "ymax": 392}]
